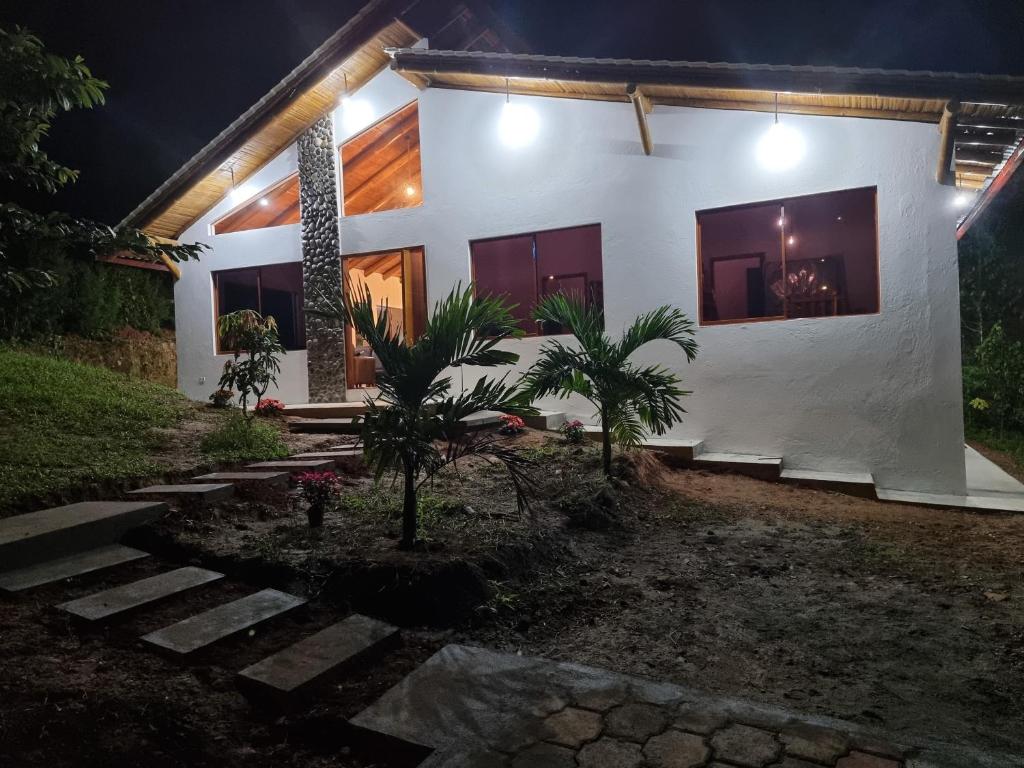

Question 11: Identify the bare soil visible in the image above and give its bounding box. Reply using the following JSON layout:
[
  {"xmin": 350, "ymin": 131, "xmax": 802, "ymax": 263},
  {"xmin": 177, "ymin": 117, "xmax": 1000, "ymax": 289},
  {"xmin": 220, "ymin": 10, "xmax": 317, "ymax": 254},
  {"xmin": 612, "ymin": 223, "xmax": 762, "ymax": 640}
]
[{"xmin": 2, "ymin": 429, "xmax": 1023, "ymax": 765}]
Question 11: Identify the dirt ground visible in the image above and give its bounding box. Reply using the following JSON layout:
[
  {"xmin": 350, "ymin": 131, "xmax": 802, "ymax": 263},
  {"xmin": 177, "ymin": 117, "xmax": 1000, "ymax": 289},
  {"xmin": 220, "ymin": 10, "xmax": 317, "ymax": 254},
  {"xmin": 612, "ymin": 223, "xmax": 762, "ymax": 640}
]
[{"xmin": 2, "ymin": 430, "xmax": 1023, "ymax": 765}]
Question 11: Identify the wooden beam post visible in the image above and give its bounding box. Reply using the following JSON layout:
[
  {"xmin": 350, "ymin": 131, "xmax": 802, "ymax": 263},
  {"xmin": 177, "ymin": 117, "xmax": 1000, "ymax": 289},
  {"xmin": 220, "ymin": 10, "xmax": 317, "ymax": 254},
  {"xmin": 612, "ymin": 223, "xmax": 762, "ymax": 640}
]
[
  {"xmin": 626, "ymin": 83, "xmax": 653, "ymax": 156},
  {"xmin": 936, "ymin": 99, "xmax": 960, "ymax": 185}
]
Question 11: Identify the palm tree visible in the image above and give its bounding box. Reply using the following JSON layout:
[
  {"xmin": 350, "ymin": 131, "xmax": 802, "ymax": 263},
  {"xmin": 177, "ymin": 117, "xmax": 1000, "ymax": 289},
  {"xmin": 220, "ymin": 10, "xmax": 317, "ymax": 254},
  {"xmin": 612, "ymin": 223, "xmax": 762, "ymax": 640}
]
[
  {"xmin": 310, "ymin": 284, "xmax": 535, "ymax": 549},
  {"xmin": 522, "ymin": 295, "xmax": 698, "ymax": 477}
]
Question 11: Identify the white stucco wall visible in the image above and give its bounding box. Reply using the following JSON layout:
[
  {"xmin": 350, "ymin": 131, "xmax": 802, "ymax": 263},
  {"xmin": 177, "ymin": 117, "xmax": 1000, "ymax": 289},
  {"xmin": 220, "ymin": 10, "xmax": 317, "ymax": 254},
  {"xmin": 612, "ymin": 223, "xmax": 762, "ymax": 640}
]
[{"xmin": 174, "ymin": 65, "xmax": 967, "ymax": 495}]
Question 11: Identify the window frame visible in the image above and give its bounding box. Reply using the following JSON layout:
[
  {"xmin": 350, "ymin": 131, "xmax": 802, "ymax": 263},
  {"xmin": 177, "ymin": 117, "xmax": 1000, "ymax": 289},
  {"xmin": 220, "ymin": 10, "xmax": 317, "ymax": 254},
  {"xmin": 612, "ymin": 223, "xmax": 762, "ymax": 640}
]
[
  {"xmin": 469, "ymin": 223, "xmax": 604, "ymax": 338},
  {"xmin": 695, "ymin": 186, "xmax": 880, "ymax": 327},
  {"xmin": 212, "ymin": 263, "xmax": 306, "ymax": 353},
  {"xmin": 210, "ymin": 171, "xmax": 301, "ymax": 236}
]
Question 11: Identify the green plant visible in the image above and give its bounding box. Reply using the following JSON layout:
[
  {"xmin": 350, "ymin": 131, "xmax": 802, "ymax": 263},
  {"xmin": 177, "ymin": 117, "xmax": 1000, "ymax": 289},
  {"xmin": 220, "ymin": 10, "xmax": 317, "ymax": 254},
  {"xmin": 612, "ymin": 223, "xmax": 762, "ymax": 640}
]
[
  {"xmin": 560, "ymin": 419, "xmax": 586, "ymax": 444},
  {"xmin": 308, "ymin": 283, "xmax": 536, "ymax": 550},
  {"xmin": 216, "ymin": 310, "xmax": 284, "ymax": 420},
  {"xmin": 522, "ymin": 295, "xmax": 698, "ymax": 477},
  {"xmin": 209, "ymin": 388, "xmax": 234, "ymax": 408},
  {"xmin": 199, "ymin": 413, "xmax": 288, "ymax": 462},
  {"xmin": 966, "ymin": 323, "xmax": 1024, "ymax": 436}
]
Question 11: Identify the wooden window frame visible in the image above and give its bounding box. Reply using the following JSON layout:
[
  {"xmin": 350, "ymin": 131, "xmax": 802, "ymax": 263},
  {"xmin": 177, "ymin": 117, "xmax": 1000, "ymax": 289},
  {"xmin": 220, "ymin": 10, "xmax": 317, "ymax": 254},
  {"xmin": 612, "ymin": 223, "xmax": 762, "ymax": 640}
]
[
  {"xmin": 212, "ymin": 263, "xmax": 306, "ymax": 353},
  {"xmin": 695, "ymin": 186, "xmax": 880, "ymax": 327}
]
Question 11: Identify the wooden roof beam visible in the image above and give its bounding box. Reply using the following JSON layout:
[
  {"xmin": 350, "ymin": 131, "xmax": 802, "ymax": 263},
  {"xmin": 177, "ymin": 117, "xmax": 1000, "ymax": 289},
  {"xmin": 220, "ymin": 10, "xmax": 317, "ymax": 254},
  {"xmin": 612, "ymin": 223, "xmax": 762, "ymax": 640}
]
[
  {"xmin": 958, "ymin": 140, "xmax": 1024, "ymax": 238},
  {"xmin": 936, "ymin": 100, "xmax": 960, "ymax": 185},
  {"xmin": 626, "ymin": 83, "xmax": 653, "ymax": 155}
]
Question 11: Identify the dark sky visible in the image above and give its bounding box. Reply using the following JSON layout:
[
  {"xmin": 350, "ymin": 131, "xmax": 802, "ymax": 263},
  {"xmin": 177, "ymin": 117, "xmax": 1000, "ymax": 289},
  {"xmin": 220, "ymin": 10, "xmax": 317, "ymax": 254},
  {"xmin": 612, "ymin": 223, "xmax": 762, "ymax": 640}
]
[{"xmin": 3, "ymin": 0, "xmax": 1024, "ymax": 224}]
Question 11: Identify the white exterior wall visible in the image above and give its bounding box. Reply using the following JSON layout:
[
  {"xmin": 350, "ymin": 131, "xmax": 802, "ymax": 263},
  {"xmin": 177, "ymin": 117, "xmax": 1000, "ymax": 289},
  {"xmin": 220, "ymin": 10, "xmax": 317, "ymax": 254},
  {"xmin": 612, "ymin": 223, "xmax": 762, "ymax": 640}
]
[{"xmin": 174, "ymin": 66, "xmax": 967, "ymax": 495}]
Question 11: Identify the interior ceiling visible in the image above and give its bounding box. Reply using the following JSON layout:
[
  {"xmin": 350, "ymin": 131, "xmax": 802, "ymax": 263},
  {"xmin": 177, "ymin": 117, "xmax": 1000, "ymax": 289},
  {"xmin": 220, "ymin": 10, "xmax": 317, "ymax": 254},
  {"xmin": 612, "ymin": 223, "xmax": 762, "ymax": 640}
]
[
  {"xmin": 347, "ymin": 251, "xmax": 403, "ymax": 280},
  {"xmin": 341, "ymin": 101, "xmax": 422, "ymax": 215},
  {"xmin": 212, "ymin": 173, "xmax": 301, "ymax": 234}
]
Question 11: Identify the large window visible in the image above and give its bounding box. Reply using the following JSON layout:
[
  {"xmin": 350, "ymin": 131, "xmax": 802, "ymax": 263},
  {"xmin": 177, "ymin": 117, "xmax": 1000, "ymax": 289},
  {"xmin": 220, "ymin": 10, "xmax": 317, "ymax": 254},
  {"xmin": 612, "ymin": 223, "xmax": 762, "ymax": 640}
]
[
  {"xmin": 471, "ymin": 224, "xmax": 603, "ymax": 335},
  {"xmin": 341, "ymin": 101, "xmax": 422, "ymax": 217},
  {"xmin": 697, "ymin": 187, "xmax": 879, "ymax": 324},
  {"xmin": 213, "ymin": 263, "xmax": 305, "ymax": 351},
  {"xmin": 212, "ymin": 173, "xmax": 301, "ymax": 235}
]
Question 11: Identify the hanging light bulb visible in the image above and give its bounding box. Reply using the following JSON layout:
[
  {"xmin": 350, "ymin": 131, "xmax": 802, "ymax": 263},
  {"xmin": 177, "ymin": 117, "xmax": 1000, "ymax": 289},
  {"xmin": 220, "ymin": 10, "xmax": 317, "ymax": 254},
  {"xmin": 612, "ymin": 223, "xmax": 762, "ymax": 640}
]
[
  {"xmin": 757, "ymin": 94, "xmax": 805, "ymax": 171},
  {"xmin": 227, "ymin": 164, "xmax": 247, "ymax": 203},
  {"xmin": 498, "ymin": 78, "xmax": 539, "ymax": 148}
]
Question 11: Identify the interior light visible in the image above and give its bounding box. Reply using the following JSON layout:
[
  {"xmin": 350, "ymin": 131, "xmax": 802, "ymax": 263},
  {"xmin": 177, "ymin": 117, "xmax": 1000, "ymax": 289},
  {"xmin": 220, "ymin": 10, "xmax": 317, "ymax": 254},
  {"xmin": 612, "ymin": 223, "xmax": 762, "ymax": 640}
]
[
  {"xmin": 821, "ymin": 284, "xmax": 829, "ymax": 291},
  {"xmin": 404, "ymin": 184, "xmax": 416, "ymax": 197},
  {"xmin": 229, "ymin": 186, "xmax": 249, "ymax": 204},
  {"xmin": 259, "ymin": 198, "xmax": 269, "ymax": 207},
  {"xmin": 757, "ymin": 94, "xmax": 805, "ymax": 171},
  {"xmin": 836, "ymin": 215, "xmax": 843, "ymax": 221},
  {"xmin": 787, "ymin": 235, "xmax": 796, "ymax": 246},
  {"xmin": 499, "ymin": 101, "xmax": 539, "ymax": 148},
  {"xmin": 777, "ymin": 216, "xmax": 785, "ymax": 228}
]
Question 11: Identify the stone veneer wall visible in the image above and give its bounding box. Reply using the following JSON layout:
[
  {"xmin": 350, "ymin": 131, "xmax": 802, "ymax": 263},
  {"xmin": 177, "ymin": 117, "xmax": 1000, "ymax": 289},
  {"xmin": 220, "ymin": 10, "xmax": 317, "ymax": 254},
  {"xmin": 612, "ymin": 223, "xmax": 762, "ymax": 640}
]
[{"xmin": 297, "ymin": 114, "xmax": 346, "ymax": 402}]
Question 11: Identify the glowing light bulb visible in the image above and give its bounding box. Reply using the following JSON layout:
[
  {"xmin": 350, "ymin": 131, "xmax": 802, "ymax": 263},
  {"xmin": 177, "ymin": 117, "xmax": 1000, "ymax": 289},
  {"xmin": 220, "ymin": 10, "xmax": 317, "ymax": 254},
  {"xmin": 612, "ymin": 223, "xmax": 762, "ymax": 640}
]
[
  {"xmin": 954, "ymin": 192, "xmax": 973, "ymax": 209},
  {"xmin": 757, "ymin": 121, "xmax": 806, "ymax": 171},
  {"xmin": 259, "ymin": 198, "xmax": 269, "ymax": 207},
  {"xmin": 498, "ymin": 101, "xmax": 539, "ymax": 148},
  {"xmin": 787, "ymin": 235, "xmax": 796, "ymax": 245},
  {"xmin": 341, "ymin": 98, "xmax": 375, "ymax": 136},
  {"xmin": 404, "ymin": 184, "xmax": 416, "ymax": 197}
]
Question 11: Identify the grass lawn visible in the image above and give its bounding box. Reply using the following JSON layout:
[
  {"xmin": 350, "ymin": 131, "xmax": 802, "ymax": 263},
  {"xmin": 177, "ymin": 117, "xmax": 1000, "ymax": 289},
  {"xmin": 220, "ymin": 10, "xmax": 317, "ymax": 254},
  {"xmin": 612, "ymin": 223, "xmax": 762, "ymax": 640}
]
[{"xmin": 0, "ymin": 347, "xmax": 188, "ymax": 511}]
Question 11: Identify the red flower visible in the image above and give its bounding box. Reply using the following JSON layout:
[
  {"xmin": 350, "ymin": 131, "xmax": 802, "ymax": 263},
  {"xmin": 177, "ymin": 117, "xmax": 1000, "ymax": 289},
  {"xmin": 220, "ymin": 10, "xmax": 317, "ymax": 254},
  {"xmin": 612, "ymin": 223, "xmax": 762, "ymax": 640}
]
[{"xmin": 255, "ymin": 398, "xmax": 285, "ymax": 416}]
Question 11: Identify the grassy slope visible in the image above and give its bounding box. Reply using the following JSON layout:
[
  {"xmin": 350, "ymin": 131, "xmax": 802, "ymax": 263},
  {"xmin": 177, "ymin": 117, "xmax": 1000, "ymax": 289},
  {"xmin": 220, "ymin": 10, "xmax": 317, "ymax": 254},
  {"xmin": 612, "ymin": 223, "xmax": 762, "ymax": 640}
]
[{"xmin": 0, "ymin": 348, "xmax": 187, "ymax": 510}]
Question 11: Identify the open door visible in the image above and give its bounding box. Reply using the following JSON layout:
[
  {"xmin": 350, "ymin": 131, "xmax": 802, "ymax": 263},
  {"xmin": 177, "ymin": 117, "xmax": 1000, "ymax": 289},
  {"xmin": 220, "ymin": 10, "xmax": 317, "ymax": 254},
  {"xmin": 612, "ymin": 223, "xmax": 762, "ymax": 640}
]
[{"xmin": 342, "ymin": 247, "xmax": 427, "ymax": 389}]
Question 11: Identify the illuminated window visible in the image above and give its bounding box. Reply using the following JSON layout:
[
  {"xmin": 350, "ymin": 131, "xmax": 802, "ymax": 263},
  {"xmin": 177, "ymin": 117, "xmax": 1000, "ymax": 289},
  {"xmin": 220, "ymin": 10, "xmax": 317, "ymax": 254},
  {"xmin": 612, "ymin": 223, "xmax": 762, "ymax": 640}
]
[
  {"xmin": 212, "ymin": 173, "xmax": 301, "ymax": 235},
  {"xmin": 697, "ymin": 187, "xmax": 878, "ymax": 324},
  {"xmin": 341, "ymin": 101, "xmax": 422, "ymax": 216},
  {"xmin": 213, "ymin": 263, "xmax": 305, "ymax": 351},
  {"xmin": 471, "ymin": 224, "xmax": 603, "ymax": 335}
]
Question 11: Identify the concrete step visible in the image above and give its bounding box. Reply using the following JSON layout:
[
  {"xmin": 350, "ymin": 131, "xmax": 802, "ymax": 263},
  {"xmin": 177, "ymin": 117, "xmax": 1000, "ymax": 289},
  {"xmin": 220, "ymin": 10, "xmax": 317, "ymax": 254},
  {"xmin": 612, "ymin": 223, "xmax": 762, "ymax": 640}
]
[
  {"xmin": 142, "ymin": 588, "xmax": 307, "ymax": 657},
  {"xmin": 875, "ymin": 488, "xmax": 1024, "ymax": 513},
  {"xmin": 283, "ymin": 402, "xmax": 374, "ymax": 419},
  {"xmin": 246, "ymin": 459, "xmax": 336, "ymax": 473},
  {"xmin": 288, "ymin": 417, "xmax": 361, "ymax": 434},
  {"xmin": 58, "ymin": 566, "xmax": 224, "ymax": 622},
  {"xmin": 642, "ymin": 438, "xmax": 704, "ymax": 461},
  {"xmin": 190, "ymin": 472, "xmax": 289, "ymax": 488},
  {"xmin": 0, "ymin": 500, "xmax": 167, "ymax": 572},
  {"xmin": 456, "ymin": 411, "xmax": 504, "ymax": 431},
  {"xmin": 237, "ymin": 614, "xmax": 398, "ymax": 705},
  {"xmin": 692, "ymin": 452, "xmax": 783, "ymax": 480},
  {"xmin": 288, "ymin": 451, "xmax": 365, "ymax": 468},
  {"xmin": 524, "ymin": 411, "xmax": 567, "ymax": 431},
  {"xmin": 128, "ymin": 484, "xmax": 235, "ymax": 503},
  {"xmin": 780, "ymin": 469, "xmax": 877, "ymax": 499},
  {"xmin": 0, "ymin": 544, "xmax": 149, "ymax": 593}
]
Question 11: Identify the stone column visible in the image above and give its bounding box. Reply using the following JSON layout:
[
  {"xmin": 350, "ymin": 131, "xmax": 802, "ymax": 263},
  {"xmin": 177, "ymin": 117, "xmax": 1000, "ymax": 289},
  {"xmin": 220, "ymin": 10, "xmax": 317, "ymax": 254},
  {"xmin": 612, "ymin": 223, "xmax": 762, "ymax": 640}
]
[{"xmin": 297, "ymin": 114, "xmax": 346, "ymax": 402}]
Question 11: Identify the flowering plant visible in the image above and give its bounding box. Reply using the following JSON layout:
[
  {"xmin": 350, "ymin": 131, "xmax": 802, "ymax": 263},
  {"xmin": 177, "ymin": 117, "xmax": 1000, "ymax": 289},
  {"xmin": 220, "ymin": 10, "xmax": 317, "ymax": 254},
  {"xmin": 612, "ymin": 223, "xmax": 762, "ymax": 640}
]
[
  {"xmin": 209, "ymin": 388, "xmax": 234, "ymax": 408},
  {"xmin": 498, "ymin": 414, "xmax": 526, "ymax": 436},
  {"xmin": 255, "ymin": 398, "xmax": 285, "ymax": 417},
  {"xmin": 560, "ymin": 419, "xmax": 586, "ymax": 445},
  {"xmin": 295, "ymin": 470, "xmax": 342, "ymax": 528}
]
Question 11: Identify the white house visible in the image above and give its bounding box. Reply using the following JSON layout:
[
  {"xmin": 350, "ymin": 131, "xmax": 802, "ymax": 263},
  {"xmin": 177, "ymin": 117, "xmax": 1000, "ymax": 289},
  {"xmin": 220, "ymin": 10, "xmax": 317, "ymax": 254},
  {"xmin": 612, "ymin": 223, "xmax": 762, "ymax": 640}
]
[{"xmin": 119, "ymin": 0, "xmax": 1024, "ymax": 499}]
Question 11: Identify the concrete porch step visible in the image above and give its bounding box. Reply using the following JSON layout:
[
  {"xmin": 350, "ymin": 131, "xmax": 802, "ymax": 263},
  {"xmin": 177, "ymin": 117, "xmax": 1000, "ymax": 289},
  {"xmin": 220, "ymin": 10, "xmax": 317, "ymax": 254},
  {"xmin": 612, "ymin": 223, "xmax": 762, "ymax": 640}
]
[
  {"xmin": 283, "ymin": 402, "xmax": 374, "ymax": 418},
  {"xmin": 642, "ymin": 438, "xmax": 705, "ymax": 461},
  {"xmin": 0, "ymin": 500, "xmax": 167, "ymax": 572},
  {"xmin": 875, "ymin": 488, "xmax": 1024, "ymax": 513},
  {"xmin": 456, "ymin": 410, "xmax": 504, "ymax": 430},
  {"xmin": 190, "ymin": 472, "xmax": 289, "ymax": 487},
  {"xmin": 246, "ymin": 459, "xmax": 336, "ymax": 473},
  {"xmin": 288, "ymin": 417, "xmax": 361, "ymax": 434},
  {"xmin": 525, "ymin": 410, "xmax": 567, "ymax": 431},
  {"xmin": 692, "ymin": 452, "xmax": 783, "ymax": 480},
  {"xmin": 142, "ymin": 588, "xmax": 307, "ymax": 657},
  {"xmin": 289, "ymin": 451, "xmax": 365, "ymax": 468},
  {"xmin": 57, "ymin": 566, "xmax": 224, "ymax": 622},
  {"xmin": 780, "ymin": 469, "xmax": 877, "ymax": 499},
  {"xmin": 0, "ymin": 544, "xmax": 149, "ymax": 593},
  {"xmin": 237, "ymin": 614, "xmax": 399, "ymax": 705},
  {"xmin": 127, "ymin": 484, "xmax": 235, "ymax": 503}
]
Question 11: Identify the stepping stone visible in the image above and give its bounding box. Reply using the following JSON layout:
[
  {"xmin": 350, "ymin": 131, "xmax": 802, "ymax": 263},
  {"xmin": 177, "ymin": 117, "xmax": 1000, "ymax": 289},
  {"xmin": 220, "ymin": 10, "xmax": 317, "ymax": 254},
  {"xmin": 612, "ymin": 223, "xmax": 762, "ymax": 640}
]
[
  {"xmin": 142, "ymin": 588, "xmax": 306, "ymax": 656},
  {"xmin": 0, "ymin": 544, "xmax": 149, "ymax": 593},
  {"xmin": 457, "ymin": 410, "xmax": 503, "ymax": 430},
  {"xmin": 245, "ymin": 459, "xmax": 335, "ymax": 472},
  {"xmin": 780, "ymin": 468, "xmax": 877, "ymax": 499},
  {"xmin": 288, "ymin": 417, "xmax": 360, "ymax": 434},
  {"xmin": 692, "ymin": 452, "xmax": 783, "ymax": 480},
  {"xmin": 642, "ymin": 437, "xmax": 704, "ymax": 460},
  {"xmin": 128, "ymin": 483, "xmax": 234, "ymax": 502},
  {"xmin": 283, "ymin": 402, "xmax": 374, "ymax": 418},
  {"xmin": 58, "ymin": 566, "xmax": 224, "ymax": 622},
  {"xmin": 190, "ymin": 472, "xmax": 289, "ymax": 487},
  {"xmin": 0, "ymin": 500, "xmax": 167, "ymax": 571},
  {"xmin": 524, "ymin": 410, "xmax": 567, "ymax": 430},
  {"xmin": 290, "ymin": 450, "xmax": 363, "ymax": 459},
  {"xmin": 237, "ymin": 614, "xmax": 398, "ymax": 704}
]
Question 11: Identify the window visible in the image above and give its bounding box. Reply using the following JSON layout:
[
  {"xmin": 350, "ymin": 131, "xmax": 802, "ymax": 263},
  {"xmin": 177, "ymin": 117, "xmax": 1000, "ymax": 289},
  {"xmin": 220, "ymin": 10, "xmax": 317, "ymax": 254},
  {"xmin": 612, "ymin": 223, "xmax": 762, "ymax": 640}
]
[
  {"xmin": 212, "ymin": 173, "xmax": 301, "ymax": 235},
  {"xmin": 213, "ymin": 263, "xmax": 306, "ymax": 351},
  {"xmin": 341, "ymin": 101, "xmax": 422, "ymax": 216},
  {"xmin": 471, "ymin": 224, "xmax": 603, "ymax": 335},
  {"xmin": 697, "ymin": 187, "xmax": 879, "ymax": 324}
]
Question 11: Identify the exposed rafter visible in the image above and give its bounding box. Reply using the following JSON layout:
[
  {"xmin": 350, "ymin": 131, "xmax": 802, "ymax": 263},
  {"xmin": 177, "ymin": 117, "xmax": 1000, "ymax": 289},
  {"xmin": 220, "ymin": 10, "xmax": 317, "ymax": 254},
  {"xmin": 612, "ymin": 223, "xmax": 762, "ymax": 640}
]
[
  {"xmin": 626, "ymin": 83, "xmax": 653, "ymax": 155},
  {"xmin": 936, "ymin": 100, "xmax": 960, "ymax": 185}
]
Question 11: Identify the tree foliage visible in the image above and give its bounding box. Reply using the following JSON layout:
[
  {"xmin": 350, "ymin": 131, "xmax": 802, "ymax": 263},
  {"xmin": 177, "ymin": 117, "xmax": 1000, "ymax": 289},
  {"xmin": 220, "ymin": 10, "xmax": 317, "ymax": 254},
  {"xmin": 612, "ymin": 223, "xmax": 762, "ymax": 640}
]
[
  {"xmin": 310, "ymin": 283, "xmax": 536, "ymax": 549},
  {"xmin": 0, "ymin": 26, "xmax": 204, "ymax": 301},
  {"xmin": 963, "ymin": 323, "xmax": 1024, "ymax": 436},
  {"xmin": 216, "ymin": 310, "xmax": 284, "ymax": 420},
  {"xmin": 521, "ymin": 295, "xmax": 698, "ymax": 477}
]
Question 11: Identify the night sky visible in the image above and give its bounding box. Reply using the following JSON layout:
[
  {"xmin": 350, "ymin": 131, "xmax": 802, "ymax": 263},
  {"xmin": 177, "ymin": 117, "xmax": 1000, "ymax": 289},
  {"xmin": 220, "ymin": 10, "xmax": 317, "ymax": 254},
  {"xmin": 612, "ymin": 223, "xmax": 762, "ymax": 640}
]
[{"xmin": 2, "ymin": 0, "xmax": 1023, "ymax": 225}]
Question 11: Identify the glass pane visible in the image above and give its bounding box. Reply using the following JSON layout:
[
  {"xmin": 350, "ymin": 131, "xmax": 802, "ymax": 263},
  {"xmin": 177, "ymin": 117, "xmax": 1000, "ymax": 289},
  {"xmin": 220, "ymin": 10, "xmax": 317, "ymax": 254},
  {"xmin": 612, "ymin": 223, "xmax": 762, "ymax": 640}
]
[
  {"xmin": 216, "ymin": 269, "xmax": 259, "ymax": 316},
  {"xmin": 212, "ymin": 175, "xmax": 301, "ymax": 235},
  {"xmin": 341, "ymin": 102, "xmax": 422, "ymax": 216},
  {"xmin": 471, "ymin": 235, "xmax": 537, "ymax": 334},
  {"xmin": 698, "ymin": 203, "xmax": 784, "ymax": 322},
  {"xmin": 535, "ymin": 224, "xmax": 604, "ymax": 334},
  {"xmin": 259, "ymin": 263, "xmax": 305, "ymax": 350},
  {"xmin": 783, "ymin": 187, "xmax": 878, "ymax": 318}
]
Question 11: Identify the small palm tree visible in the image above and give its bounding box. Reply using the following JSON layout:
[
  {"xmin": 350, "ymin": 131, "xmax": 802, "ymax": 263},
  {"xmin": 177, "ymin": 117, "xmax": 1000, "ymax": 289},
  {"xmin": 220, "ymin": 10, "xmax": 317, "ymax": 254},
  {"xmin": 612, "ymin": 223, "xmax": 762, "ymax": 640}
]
[
  {"xmin": 522, "ymin": 295, "xmax": 698, "ymax": 477},
  {"xmin": 310, "ymin": 284, "xmax": 535, "ymax": 549}
]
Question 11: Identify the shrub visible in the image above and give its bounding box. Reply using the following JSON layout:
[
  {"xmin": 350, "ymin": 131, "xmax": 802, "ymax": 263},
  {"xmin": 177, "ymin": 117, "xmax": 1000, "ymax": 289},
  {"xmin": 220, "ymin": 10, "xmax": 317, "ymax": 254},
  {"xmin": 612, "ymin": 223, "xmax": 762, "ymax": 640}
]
[
  {"xmin": 964, "ymin": 323, "xmax": 1024, "ymax": 435},
  {"xmin": 255, "ymin": 398, "xmax": 285, "ymax": 417},
  {"xmin": 295, "ymin": 470, "xmax": 342, "ymax": 528},
  {"xmin": 560, "ymin": 419, "xmax": 586, "ymax": 444},
  {"xmin": 498, "ymin": 414, "xmax": 525, "ymax": 436},
  {"xmin": 199, "ymin": 413, "xmax": 288, "ymax": 462},
  {"xmin": 209, "ymin": 388, "xmax": 234, "ymax": 408}
]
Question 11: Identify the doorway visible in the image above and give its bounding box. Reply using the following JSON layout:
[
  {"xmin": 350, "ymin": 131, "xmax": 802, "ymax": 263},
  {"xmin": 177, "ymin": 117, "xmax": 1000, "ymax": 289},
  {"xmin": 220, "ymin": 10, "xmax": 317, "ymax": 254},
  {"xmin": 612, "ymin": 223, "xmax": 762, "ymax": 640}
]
[{"xmin": 341, "ymin": 247, "xmax": 427, "ymax": 389}]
